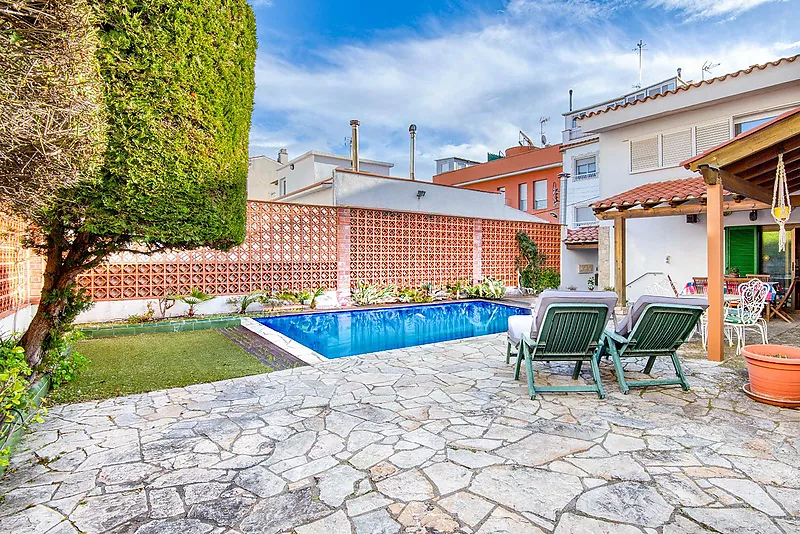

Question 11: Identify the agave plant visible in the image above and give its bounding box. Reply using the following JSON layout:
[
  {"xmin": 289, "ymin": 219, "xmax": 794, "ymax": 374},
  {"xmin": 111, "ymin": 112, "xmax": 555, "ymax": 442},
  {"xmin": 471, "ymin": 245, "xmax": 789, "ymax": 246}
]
[{"xmin": 177, "ymin": 288, "xmax": 214, "ymax": 316}]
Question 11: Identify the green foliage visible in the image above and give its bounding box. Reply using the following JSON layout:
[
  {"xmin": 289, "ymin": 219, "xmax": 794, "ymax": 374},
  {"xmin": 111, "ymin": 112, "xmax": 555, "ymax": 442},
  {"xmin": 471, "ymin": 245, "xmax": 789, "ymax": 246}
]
[
  {"xmin": 0, "ymin": 339, "xmax": 43, "ymax": 467},
  {"xmin": 228, "ymin": 291, "xmax": 264, "ymax": 314},
  {"xmin": 41, "ymin": 331, "xmax": 90, "ymax": 388},
  {"xmin": 127, "ymin": 301, "xmax": 155, "ymax": 324},
  {"xmin": 352, "ymin": 283, "xmax": 397, "ymax": 306},
  {"xmin": 515, "ymin": 231, "xmax": 547, "ymax": 290},
  {"xmin": 396, "ymin": 287, "xmax": 433, "ymax": 303},
  {"xmin": 603, "ymin": 286, "xmax": 615, "ymax": 292},
  {"xmin": 307, "ymin": 288, "xmax": 325, "ymax": 309},
  {"xmin": 536, "ymin": 268, "xmax": 560, "ymax": 291},
  {"xmin": 446, "ymin": 279, "xmax": 469, "ymax": 299},
  {"xmin": 176, "ymin": 288, "xmax": 214, "ymax": 317},
  {"xmin": 17, "ymin": 0, "xmax": 257, "ymax": 366},
  {"xmin": 466, "ymin": 277, "xmax": 506, "ymax": 299}
]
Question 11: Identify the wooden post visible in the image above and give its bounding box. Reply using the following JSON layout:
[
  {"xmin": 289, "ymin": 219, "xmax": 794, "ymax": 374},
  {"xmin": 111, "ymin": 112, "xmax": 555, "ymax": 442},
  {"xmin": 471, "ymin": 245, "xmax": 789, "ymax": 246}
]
[
  {"xmin": 614, "ymin": 217, "xmax": 626, "ymax": 305},
  {"xmin": 704, "ymin": 168, "xmax": 725, "ymax": 362}
]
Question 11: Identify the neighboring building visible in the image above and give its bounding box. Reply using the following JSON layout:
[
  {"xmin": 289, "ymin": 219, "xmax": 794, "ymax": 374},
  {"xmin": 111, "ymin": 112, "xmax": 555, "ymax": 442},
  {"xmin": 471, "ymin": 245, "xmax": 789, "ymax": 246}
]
[
  {"xmin": 432, "ymin": 144, "xmax": 563, "ymax": 223},
  {"xmin": 559, "ymin": 74, "xmax": 689, "ymax": 290},
  {"xmin": 569, "ymin": 54, "xmax": 800, "ymax": 302},
  {"xmin": 434, "ymin": 156, "xmax": 481, "ymax": 175},
  {"xmin": 278, "ymin": 168, "xmax": 548, "ymax": 223},
  {"xmin": 247, "ymin": 149, "xmax": 287, "ymax": 200},
  {"xmin": 247, "ymin": 149, "xmax": 393, "ymax": 201}
]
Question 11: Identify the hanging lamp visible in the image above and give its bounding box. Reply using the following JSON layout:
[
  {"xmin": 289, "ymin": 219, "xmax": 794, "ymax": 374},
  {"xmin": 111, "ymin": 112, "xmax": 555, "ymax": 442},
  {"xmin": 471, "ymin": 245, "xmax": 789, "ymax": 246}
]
[{"xmin": 771, "ymin": 150, "xmax": 791, "ymax": 252}]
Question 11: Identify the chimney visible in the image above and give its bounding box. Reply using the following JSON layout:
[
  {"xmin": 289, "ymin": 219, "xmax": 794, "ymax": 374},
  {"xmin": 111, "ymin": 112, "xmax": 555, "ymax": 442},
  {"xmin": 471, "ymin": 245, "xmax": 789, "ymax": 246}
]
[
  {"xmin": 409, "ymin": 124, "xmax": 417, "ymax": 181},
  {"xmin": 277, "ymin": 148, "xmax": 288, "ymax": 164},
  {"xmin": 350, "ymin": 120, "xmax": 360, "ymax": 172},
  {"xmin": 569, "ymin": 89, "xmax": 573, "ymax": 112}
]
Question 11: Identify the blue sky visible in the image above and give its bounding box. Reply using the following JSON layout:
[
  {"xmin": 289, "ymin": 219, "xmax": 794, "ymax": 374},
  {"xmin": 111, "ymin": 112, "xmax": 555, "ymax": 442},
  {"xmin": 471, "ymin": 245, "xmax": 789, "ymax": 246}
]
[{"xmin": 249, "ymin": 0, "xmax": 800, "ymax": 180}]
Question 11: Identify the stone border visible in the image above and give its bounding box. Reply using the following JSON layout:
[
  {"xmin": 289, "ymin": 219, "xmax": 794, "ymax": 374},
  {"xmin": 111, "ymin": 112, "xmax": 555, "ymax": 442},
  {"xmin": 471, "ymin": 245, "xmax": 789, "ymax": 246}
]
[
  {"xmin": 240, "ymin": 317, "xmax": 328, "ymax": 365},
  {"xmin": 79, "ymin": 316, "xmax": 243, "ymax": 338}
]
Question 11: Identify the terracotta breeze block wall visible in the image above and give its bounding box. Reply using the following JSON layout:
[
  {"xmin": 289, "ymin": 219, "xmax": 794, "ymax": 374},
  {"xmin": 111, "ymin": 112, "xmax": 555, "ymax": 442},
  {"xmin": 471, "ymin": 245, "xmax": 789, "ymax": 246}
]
[
  {"xmin": 0, "ymin": 201, "xmax": 561, "ymax": 312},
  {"xmin": 0, "ymin": 216, "xmax": 43, "ymax": 319}
]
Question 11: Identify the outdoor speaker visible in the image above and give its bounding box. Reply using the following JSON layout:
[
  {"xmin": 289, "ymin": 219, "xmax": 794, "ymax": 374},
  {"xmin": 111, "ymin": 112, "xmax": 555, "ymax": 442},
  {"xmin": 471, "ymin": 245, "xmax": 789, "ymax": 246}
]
[{"xmin": 686, "ymin": 214, "xmax": 699, "ymax": 223}]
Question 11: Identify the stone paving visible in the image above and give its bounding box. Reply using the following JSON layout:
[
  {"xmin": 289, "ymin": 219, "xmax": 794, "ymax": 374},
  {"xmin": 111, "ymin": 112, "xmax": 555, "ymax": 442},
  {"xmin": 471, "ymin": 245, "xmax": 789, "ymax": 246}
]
[{"xmin": 3, "ymin": 334, "xmax": 800, "ymax": 534}]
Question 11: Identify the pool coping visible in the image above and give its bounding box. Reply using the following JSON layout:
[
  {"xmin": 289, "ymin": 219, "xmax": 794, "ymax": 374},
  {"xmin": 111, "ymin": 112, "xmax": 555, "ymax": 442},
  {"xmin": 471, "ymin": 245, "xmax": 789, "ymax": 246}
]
[
  {"xmin": 240, "ymin": 317, "xmax": 329, "ymax": 365},
  {"xmin": 240, "ymin": 300, "xmax": 533, "ymax": 365}
]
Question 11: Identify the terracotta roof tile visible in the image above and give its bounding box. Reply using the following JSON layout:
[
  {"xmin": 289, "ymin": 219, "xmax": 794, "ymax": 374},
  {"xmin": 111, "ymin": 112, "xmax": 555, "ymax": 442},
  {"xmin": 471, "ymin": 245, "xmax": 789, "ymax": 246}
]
[
  {"xmin": 564, "ymin": 225, "xmax": 599, "ymax": 244},
  {"xmin": 578, "ymin": 54, "xmax": 799, "ymax": 120},
  {"xmin": 591, "ymin": 177, "xmax": 731, "ymax": 210}
]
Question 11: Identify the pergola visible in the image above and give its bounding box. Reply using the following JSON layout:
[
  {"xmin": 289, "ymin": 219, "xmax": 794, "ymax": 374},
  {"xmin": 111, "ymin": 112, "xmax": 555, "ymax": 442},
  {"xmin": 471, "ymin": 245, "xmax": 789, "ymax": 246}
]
[{"xmin": 592, "ymin": 106, "xmax": 800, "ymax": 361}]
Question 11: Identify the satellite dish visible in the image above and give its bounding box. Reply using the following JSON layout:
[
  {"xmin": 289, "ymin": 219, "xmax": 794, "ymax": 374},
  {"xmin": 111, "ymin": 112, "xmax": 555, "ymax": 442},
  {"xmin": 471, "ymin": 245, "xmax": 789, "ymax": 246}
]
[{"xmin": 541, "ymin": 134, "xmax": 547, "ymax": 146}]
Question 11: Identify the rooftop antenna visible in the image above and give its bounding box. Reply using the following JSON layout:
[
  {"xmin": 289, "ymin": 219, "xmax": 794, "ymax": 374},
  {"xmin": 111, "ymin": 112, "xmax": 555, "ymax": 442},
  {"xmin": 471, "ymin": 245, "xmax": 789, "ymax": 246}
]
[
  {"xmin": 701, "ymin": 60, "xmax": 720, "ymax": 81},
  {"xmin": 519, "ymin": 130, "xmax": 534, "ymax": 147},
  {"xmin": 539, "ymin": 117, "xmax": 549, "ymax": 146},
  {"xmin": 633, "ymin": 39, "xmax": 647, "ymax": 89}
]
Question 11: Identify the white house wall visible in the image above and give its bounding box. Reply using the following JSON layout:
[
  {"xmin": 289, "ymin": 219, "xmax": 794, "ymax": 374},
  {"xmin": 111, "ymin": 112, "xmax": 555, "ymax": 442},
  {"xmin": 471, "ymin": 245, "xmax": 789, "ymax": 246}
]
[
  {"xmin": 561, "ymin": 247, "xmax": 599, "ymax": 290},
  {"xmin": 590, "ymin": 83, "xmax": 800, "ymax": 295},
  {"xmin": 247, "ymin": 157, "xmax": 280, "ymax": 201}
]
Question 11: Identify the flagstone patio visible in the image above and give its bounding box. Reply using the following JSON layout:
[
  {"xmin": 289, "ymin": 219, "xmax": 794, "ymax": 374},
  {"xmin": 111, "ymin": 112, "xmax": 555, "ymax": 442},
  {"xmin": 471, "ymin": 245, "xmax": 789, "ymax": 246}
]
[{"xmin": 3, "ymin": 334, "xmax": 800, "ymax": 534}]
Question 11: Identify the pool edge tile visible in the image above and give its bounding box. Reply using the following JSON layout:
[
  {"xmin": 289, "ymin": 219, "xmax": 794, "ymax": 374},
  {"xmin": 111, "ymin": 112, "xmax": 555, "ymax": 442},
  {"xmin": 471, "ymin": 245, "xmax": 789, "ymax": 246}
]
[{"xmin": 239, "ymin": 317, "xmax": 329, "ymax": 365}]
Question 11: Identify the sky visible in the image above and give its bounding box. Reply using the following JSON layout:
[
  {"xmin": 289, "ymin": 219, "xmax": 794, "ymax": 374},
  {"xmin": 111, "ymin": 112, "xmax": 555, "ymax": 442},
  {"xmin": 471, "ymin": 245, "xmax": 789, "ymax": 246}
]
[{"xmin": 249, "ymin": 0, "xmax": 800, "ymax": 181}]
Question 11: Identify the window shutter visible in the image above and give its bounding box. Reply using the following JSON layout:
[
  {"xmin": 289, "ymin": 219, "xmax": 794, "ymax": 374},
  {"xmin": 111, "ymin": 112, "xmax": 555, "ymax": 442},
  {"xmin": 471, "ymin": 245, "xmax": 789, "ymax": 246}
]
[
  {"xmin": 696, "ymin": 121, "xmax": 730, "ymax": 154},
  {"xmin": 630, "ymin": 137, "xmax": 659, "ymax": 172},
  {"xmin": 725, "ymin": 226, "xmax": 758, "ymax": 276},
  {"xmin": 662, "ymin": 129, "xmax": 692, "ymax": 166}
]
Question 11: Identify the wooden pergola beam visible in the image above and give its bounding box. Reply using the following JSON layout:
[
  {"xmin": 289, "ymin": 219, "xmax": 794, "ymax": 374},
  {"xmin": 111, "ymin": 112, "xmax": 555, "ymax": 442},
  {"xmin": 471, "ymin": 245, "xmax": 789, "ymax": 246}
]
[
  {"xmin": 699, "ymin": 164, "xmax": 773, "ymax": 205},
  {"xmin": 593, "ymin": 199, "xmax": 770, "ymax": 220},
  {"xmin": 723, "ymin": 136, "xmax": 800, "ymax": 175}
]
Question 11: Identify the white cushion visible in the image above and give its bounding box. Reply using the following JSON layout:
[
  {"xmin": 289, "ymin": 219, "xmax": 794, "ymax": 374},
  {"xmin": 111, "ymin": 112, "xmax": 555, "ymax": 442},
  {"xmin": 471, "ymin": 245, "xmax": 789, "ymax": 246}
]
[{"xmin": 507, "ymin": 315, "xmax": 534, "ymax": 345}]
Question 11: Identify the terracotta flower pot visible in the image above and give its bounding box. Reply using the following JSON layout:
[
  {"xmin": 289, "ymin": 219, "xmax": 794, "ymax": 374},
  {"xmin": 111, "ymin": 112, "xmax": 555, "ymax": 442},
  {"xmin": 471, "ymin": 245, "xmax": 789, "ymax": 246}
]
[{"xmin": 742, "ymin": 344, "xmax": 800, "ymax": 401}]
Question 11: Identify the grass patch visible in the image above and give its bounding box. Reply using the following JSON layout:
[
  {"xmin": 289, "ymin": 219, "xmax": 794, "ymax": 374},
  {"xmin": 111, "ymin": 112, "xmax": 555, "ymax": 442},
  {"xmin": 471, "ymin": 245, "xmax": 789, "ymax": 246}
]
[{"xmin": 48, "ymin": 330, "xmax": 271, "ymax": 404}]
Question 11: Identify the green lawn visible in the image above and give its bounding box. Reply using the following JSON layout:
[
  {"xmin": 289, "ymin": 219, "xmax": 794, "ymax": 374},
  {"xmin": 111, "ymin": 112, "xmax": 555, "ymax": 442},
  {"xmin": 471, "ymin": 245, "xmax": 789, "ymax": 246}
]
[{"xmin": 49, "ymin": 330, "xmax": 271, "ymax": 404}]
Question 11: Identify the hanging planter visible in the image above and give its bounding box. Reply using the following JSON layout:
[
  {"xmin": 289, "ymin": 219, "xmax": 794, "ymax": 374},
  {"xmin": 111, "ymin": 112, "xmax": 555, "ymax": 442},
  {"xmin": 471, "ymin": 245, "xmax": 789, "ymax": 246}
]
[{"xmin": 771, "ymin": 151, "xmax": 791, "ymax": 252}]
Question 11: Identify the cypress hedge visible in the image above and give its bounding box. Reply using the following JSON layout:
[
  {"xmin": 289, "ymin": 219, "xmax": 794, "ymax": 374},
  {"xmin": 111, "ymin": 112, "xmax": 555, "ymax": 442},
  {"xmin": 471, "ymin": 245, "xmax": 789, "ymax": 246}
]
[{"xmin": 19, "ymin": 0, "xmax": 257, "ymax": 366}]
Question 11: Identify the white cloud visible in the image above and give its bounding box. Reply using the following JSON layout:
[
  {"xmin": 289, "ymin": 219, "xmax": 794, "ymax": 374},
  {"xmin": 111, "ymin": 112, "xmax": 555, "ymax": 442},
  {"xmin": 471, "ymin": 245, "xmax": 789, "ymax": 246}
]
[
  {"xmin": 250, "ymin": 2, "xmax": 797, "ymax": 180},
  {"xmin": 648, "ymin": 0, "xmax": 784, "ymax": 21}
]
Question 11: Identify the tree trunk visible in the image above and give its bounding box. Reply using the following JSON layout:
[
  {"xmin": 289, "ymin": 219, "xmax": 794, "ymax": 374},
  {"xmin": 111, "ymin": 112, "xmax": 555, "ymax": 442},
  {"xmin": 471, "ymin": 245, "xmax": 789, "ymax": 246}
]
[{"xmin": 19, "ymin": 240, "xmax": 74, "ymax": 368}]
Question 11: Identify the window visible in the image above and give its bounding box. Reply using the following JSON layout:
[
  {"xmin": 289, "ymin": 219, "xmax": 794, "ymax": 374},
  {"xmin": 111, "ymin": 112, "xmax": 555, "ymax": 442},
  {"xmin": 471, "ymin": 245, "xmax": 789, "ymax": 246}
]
[
  {"xmin": 437, "ymin": 160, "xmax": 451, "ymax": 174},
  {"xmin": 695, "ymin": 121, "xmax": 730, "ymax": 154},
  {"xmin": 574, "ymin": 156, "xmax": 596, "ymax": 179},
  {"xmin": 279, "ymin": 178, "xmax": 287, "ymax": 196},
  {"xmin": 735, "ymin": 116, "xmax": 775, "ymax": 136},
  {"xmin": 518, "ymin": 183, "xmax": 528, "ymax": 211},
  {"xmin": 534, "ymin": 180, "xmax": 547, "ymax": 209},
  {"xmin": 455, "ymin": 161, "xmax": 467, "ymax": 170},
  {"xmin": 630, "ymin": 136, "xmax": 659, "ymax": 172},
  {"xmin": 661, "ymin": 129, "xmax": 692, "ymax": 166},
  {"xmin": 575, "ymin": 206, "xmax": 596, "ymax": 225}
]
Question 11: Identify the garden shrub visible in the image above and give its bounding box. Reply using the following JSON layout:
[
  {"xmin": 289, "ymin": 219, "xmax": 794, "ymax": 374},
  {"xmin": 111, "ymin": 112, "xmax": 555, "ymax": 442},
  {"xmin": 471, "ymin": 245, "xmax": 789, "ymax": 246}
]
[
  {"xmin": 40, "ymin": 331, "xmax": 90, "ymax": 389},
  {"xmin": 0, "ymin": 340, "xmax": 43, "ymax": 467},
  {"xmin": 515, "ymin": 231, "xmax": 560, "ymax": 292},
  {"xmin": 17, "ymin": 0, "xmax": 257, "ymax": 367}
]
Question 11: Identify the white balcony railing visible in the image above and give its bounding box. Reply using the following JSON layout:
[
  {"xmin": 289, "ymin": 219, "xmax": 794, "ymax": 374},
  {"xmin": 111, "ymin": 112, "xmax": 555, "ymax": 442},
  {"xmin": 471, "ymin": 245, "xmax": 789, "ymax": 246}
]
[{"xmin": 573, "ymin": 171, "xmax": 597, "ymax": 181}]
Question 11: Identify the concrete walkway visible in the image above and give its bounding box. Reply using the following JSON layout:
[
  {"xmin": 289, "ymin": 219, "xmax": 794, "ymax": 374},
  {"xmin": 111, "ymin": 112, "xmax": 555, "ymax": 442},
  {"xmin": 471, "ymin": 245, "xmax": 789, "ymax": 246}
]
[{"xmin": 2, "ymin": 335, "xmax": 800, "ymax": 533}]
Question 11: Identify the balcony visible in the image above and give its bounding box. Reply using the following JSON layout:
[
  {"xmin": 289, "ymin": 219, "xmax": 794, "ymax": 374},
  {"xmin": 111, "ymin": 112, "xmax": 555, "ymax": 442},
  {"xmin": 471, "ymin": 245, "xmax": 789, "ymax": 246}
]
[{"xmin": 573, "ymin": 171, "xmax": 597, "ymax": 181}]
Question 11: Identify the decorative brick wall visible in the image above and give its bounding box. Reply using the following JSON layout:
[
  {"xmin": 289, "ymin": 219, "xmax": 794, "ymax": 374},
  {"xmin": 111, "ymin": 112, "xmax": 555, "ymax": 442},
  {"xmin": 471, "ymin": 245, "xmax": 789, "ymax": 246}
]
[
  {"xmin": 0, "ymin": 201, "xmax": 561, "ymax": 315},
  {"xmin": 0, "ymin": 216, "xmax": 42, "ymax": 320},
  {"xmin": 481, "ymin": 219, "xmax": 561, "ymax": 285}
]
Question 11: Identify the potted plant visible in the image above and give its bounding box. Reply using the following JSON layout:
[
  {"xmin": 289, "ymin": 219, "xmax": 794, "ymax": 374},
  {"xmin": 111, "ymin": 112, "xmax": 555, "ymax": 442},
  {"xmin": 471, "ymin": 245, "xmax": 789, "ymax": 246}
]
[
  {"xmin": 742, "ymin": 344, "xmax": 800, "ymax": 406},
  {"xmin": 587, "ymin": 277, "xmax": 596, "ymax": 291}
]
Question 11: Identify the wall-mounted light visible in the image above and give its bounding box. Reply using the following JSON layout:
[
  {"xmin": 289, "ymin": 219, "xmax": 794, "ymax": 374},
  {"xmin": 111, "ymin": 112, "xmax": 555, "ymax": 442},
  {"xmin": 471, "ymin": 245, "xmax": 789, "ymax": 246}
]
[
  {"xmin": 416, "ymin": 190, "xmax": 426, "ymax": 199},
  {"xmin": 749, "ymin": 210, "xmax": 758, "ymax": 221}
]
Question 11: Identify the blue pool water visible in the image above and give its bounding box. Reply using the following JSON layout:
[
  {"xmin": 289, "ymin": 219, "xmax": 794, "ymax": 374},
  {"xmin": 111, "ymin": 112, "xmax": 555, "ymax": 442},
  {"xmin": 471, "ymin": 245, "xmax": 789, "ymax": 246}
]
[{"xmin": 257, "ymin": 301, "xmax": 530, "ymax": 359}]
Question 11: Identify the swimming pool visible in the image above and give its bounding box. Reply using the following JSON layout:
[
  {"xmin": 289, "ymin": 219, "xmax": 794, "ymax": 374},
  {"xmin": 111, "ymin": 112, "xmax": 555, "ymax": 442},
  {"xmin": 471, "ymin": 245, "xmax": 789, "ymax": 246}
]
[{"xmin": 256, "ymin": 301, "xmax": 530, "ymax": 359}]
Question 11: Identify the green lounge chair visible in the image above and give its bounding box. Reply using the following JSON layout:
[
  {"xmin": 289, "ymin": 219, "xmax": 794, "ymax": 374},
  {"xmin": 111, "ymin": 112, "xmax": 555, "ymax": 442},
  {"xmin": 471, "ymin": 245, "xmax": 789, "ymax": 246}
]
[
  {"xmin": 511, "ymin": 290, "xmax": 618, "ymax": 399},
  {"xmin": 601, "ymin": 295, "xmax": 708, "ymax": 394}
]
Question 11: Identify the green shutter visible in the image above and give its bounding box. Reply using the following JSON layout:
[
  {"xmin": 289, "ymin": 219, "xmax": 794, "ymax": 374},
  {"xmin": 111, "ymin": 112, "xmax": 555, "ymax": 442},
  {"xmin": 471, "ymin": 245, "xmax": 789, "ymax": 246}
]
[{"xmin": 725, "ymin": 226, "xmax": 758, "ymax": 275}]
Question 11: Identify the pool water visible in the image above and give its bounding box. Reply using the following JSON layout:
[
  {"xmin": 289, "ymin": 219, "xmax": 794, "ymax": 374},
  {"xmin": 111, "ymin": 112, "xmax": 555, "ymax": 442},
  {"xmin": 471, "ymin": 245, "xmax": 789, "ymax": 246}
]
[{"xmin": 257, "ymin": 301, "xmax": 531, "ymax": 359}]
